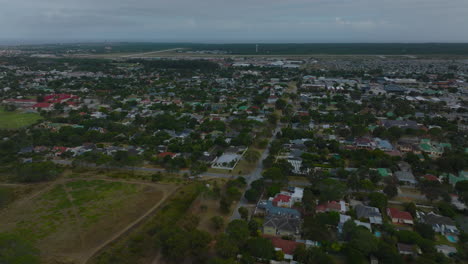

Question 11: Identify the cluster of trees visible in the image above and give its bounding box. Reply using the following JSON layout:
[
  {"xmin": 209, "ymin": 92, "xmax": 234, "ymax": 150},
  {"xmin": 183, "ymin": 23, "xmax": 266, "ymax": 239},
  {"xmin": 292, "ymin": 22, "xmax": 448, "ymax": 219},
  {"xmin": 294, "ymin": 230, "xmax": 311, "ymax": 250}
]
[
  {"xmin": 14, "ymin": 161, "xmax": 61, "ymax": 183},
  {"xmin": 211, "ymin": 219, "xmax": 280, "ymax": 264},
  {"xmin": 158, "ymin": 215, "xmax": 212, "ymax": 262},
  {"xmin": 219, "ymin": 178, "xmax": 246, "ymax": 214},
  {"xmin": 244, "ymin": 179, "xmax": 264, "ymax": 203}
]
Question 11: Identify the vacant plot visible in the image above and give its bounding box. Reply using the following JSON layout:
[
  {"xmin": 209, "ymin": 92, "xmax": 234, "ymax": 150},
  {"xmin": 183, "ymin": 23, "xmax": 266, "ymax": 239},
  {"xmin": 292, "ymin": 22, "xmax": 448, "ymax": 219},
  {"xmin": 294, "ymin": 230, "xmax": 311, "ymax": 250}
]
[
  {"xmin": 90, "ymin": 182, "xmax": 202, "ymax": 264},
  {"xmin": 0, "ymin": 179, "xmax": 166, "ymax": 263},
  {"xmin": 0, "ymin": 109, "xmax": 42, "ymax": 129},
  {"xmin": 188, "ymin": 179, "xmax": 229, "ymax": 234}
]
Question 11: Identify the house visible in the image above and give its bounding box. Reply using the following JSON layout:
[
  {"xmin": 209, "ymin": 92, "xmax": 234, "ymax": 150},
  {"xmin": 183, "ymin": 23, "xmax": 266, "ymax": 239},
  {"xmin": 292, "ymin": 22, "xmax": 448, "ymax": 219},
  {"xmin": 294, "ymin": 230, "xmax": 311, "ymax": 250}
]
[
  {"xmin": 257, "ymin": 200, "xmax": 301, "ymax": 219},
  {"xmin": 267, "ymin": 95, "xmax": 278, "ymax": 104},
  {"xmin": 419, "ymin": 212, "xmax": 458, "ymax": 235},
  {"xmin": 387, "ymin": 208, "xmax": 414, "ymax": 225},
  {"xmin": 158, "ymin": 152, "xmax": 177, "ymax": 159},
  {"xmin": 395, "ymin": 171, "xmax": 417, "ymax": 185},
  {"xmin": 380, "ymin": 120, "xmax": 419, "ymax": 130},
  {"xmin": 397, "ymin": 243, "xmax": 418, "ymax": 256},
  {"xmin": 355, "ymin": 204, "xmax": 383, "ymax": 225},
  {"xmin": 32, "ymin": 102, "xmax": 53, "ymax": 111},
  {"xmin": 436, "ymin": 245, "xmax": 457, "ymax": 256},
  {"xmin": 447, "ymin": 171, "xmax": 468, "ymax": 186},
  {"xmin": 422, "ymin": 174, "xmax": 440, "ymax": 183},
  {"xmin": 377, "ymin": 168, "xmax": 392, "ymax": 178},
  {"xmin": 355, "ymin": 137, "xmax": 375, "ymax": 150},
  {"xmin": 316, "ymin": 200, "xmax": 348, "ymax": 214},
  {"xmin": 272, "ymin": 194, "xmax": 293, "ymax": 208},
  {"xmin": 263, "ymin": 216, "xmax": 301, "ymax": 237},
  {"xmin": 384, "ymin": 85, "xmax": 407, "ymax": 93},
  {"xmin": 265, "ymin": 235, "xmax": 300, "ymax": 260},
  {"xmin": 290, "ymin": 187, "xmax": 304, "ymax": 203}
]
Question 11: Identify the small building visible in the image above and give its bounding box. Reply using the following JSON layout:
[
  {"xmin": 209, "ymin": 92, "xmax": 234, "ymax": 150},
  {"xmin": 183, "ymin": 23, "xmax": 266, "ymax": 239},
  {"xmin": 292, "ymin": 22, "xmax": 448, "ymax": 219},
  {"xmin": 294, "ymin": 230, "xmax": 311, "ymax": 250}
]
[
  {"xmin": 397, "ymin": 243, "xmax": 419, "ymax": 256},
  {"xmin": 420, "ymin": 212, "xmax": 458, "ymax": 235},
  {"xmin": 387, "ymin": 208, "xmax": 414, "ymax": 225},
  {"xmin": 436, "ymin": 245, "xmax": 457, "ymax": 256},
  {"xmin": 395, "ymin": 171, "xmax": 417, "ymax": 185},
  {"xmin": 355, "ymin": 204, "xmax": 383, "ymax": 225},
  {"xmin": 316, "ymin": 201, "xmax": 348, "ymax": 214},
  {"xmin": 263, "ymin": 216, "xmax": 301, "ymax": 237}
]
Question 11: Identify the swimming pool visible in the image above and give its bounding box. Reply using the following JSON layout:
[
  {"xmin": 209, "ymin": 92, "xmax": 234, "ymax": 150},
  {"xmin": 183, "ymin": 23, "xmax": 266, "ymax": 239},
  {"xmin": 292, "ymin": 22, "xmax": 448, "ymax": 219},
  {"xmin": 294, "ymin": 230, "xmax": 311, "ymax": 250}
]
[{"xmin": 446, "ymin": 235, "xmax": 458, "ymax": 243}]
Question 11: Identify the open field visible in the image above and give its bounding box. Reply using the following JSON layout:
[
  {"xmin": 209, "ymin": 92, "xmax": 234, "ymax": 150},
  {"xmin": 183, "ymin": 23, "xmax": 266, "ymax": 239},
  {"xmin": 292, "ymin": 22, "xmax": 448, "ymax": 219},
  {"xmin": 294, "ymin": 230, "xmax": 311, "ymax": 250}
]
[
  {"xmin": 0, "ymin": 108, "xmax": 42, "ymax": 129},
  {"xmin": 0, "ymin": 179, "xmax": 170, "ymax": 264},
  {"xmin": 90, "ymin": 182, "xmax": 203, "ymax": 264}
]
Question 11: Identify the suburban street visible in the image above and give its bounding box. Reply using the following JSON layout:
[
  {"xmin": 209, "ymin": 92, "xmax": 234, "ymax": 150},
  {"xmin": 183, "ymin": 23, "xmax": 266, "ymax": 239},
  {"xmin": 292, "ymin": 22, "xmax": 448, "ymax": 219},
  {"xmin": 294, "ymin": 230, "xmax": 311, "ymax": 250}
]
[{"xmin": 230, "ymin": 124, "xmax": 282, "ymax": 220}]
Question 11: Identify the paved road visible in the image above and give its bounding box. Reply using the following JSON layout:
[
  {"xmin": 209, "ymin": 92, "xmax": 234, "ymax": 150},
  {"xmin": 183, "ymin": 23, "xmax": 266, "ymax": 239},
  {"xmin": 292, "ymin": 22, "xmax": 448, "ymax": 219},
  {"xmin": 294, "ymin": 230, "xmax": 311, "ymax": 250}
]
[
  {"xmin": 230, "ymin": 125, "xmax": 282, "ymax": 221},
  {"xmin": 120, "ymin": 48, "xmax": 183, "ymax": 58}
]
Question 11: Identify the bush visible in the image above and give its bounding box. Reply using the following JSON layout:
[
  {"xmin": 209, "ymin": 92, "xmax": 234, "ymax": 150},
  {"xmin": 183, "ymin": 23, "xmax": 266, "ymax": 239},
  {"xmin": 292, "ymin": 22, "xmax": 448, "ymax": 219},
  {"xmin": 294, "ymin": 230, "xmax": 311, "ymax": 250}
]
[{"xmin": 15, "ymin": 161, "xmax": 61, "ymax": 183}]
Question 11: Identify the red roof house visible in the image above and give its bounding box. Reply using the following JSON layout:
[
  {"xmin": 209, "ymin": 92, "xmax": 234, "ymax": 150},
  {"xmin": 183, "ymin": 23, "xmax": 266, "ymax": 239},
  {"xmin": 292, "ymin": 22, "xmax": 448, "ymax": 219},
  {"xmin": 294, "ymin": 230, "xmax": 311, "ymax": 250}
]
[
  {"xmin": 422, "ymin": 174, "xmax": 440, "ymax": 182},
  {"xmin": 265, "ymin": 235, "xmax": 300, "ymax": 255},
  {"xmin": 32, "ymin": 102, "xmax": 53, "ymax": 110},
  {"xmin": 158, "ymin": 152, "xmax": 177, "ymax": 159},
  {"xmin": 316, "ymin": 200, "xmax": 348, "ymax": 213},
  {"xmin": 272, "ymin": 194, "xmax": 293, "ymax": 208},
  {"xmin": 387, "ymin": 208, "xmax": 414, "ymax": 225}
]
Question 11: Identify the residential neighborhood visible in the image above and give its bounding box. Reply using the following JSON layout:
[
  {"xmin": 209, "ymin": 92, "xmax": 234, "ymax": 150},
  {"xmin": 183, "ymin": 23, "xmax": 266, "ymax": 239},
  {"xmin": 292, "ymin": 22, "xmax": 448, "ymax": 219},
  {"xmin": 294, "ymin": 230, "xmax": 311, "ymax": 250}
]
[{"xmin": 0, "ymin": 48, "xmax": 467, "ymax": 264}]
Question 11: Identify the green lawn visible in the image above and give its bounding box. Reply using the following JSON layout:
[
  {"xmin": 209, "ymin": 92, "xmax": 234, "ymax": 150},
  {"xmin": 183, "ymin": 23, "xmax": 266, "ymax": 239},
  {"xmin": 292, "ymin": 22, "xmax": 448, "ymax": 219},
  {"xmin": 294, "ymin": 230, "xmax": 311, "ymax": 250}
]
[{"xmin": 0, "ymin": 109, "xmax": 42, "ymax": 129}]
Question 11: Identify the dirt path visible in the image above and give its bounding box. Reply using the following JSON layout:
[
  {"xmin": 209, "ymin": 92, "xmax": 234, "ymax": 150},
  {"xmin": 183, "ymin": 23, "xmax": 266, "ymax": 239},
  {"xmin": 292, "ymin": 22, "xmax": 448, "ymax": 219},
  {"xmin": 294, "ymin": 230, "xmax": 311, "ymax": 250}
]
[
  {"xmin": 1, "ymin": 176, "xmax": 178, "ymax": 264},
  {"xmin": 62, "ymin": 183, "xmax": 86, "ymax": 251},
  {"xmin": 83, "ymin": 184, "xmax": 177, "ymax": 264}
]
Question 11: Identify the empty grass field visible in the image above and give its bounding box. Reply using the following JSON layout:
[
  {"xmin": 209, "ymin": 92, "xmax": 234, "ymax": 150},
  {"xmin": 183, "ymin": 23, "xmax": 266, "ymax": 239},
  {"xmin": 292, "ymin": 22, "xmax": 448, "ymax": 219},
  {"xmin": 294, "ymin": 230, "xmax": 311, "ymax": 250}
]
[
  {"xmin": 0, "ymin": 179, "xmax": 165, "ymax": 263},
  {"xmin": 0, "ymin": 108, "xmax": 42, "ymax": 129}
]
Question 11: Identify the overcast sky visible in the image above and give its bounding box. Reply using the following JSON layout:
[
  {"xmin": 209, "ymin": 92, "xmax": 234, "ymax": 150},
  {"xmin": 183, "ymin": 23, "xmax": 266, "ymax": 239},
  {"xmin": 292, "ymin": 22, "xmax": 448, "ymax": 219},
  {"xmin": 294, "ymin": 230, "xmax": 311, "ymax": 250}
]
[{"xmin": 1, "ymin": 0, "xmax": 467, "ymax": 43}]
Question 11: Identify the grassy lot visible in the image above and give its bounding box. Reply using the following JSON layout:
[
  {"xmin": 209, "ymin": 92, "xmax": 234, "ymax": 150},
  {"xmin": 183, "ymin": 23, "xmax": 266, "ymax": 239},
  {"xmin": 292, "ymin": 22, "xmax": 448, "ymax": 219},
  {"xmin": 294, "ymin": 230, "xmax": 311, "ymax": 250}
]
[
  {"xmin": 69, "ymin": 167, "xmax": 187, "ymax": 184},
  {"xmin": 0, "ymin": 179, "xmax": 165, "ymax": 263},
  {"xmin": 0, "ymin": 108, "xmax": 42, "ymax": 129},
  {"xmin": 90, "ymin": 182, "xmax": 203, "ymax": 264}
]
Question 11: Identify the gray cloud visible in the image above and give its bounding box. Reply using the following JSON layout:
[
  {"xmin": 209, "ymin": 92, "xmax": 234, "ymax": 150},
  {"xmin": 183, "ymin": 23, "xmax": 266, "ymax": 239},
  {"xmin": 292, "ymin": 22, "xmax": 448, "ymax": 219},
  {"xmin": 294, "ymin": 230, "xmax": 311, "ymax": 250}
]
[{"xmin": 0, "ymin": 0, "xmax": 467, "ymax": 43}]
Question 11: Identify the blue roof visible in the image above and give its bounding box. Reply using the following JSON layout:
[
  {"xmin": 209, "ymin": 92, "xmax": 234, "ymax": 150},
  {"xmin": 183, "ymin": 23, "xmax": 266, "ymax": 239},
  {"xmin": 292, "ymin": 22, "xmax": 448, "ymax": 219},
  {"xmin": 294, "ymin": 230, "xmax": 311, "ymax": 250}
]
[
  {"xmin": 376, "ymin": 138, "xmax": 393, "ymax": 150},
  {"xmin": 259, "ymin": 201, "xmax": 301, "ymax": 218}
]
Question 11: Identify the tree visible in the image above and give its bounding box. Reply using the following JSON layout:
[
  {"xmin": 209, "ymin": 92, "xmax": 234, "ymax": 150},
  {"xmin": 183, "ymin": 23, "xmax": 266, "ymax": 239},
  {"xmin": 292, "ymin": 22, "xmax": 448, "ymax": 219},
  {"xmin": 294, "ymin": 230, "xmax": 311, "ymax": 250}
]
[
  {"xmin": 244, "ymin": 150, "xmax": 261, "ymax": 164},
  {"xmin": 383, "ymin": 184, "xmax": 398, "ymax": 198},
  {"xmin": 414, "ymin": 223, "xmax": 435, "ymax": 240},
  {"xmin": 275, "ymin": 99, "xmax": 287, "ymax": 110},
  {"xmin": 348, "ymin": 228, "xmax": 378, "ymax": 255},
  {"xmin": 15, "ymin": 161, "xmax": 61, "ymax": 183},
  {"xmin": 403, "ymin": 202, "xmax": 417, "ymax": 217},
  {"xmin": 317, "ymin": 179, "xmax": 346, "ymax": 202},
  {"xmin": 246, "ymin": 237, "xmax": 275, "ymax": 260},
  {"xmin": 374, "ymin": 240, "xmax": 404, "ymax": 264},
  {"xmin": 262, "ymin": 167, "xmax": 285, "ymax": 182},
  {"xmin": 238, "ymin": 207, "xmax": 249, "ymax": 221},
  {"xmin": 294, "ymin": 244, "xmax": 334, "ymax": 264},
  {"xmin": 0, "ymin": 233, "xmax": 40, "ymax": 264},
  {"xmin": 211, "ymin": 216, "xmax": 225, "ymax": 231},
  {"xmin": 226, "ymin": 220, "xmax": 250, "ymax": 247},
  {"xmin": 369, "ymin": 192, "xmax": 388, "ymax": 209},
  {"xmin": 187, "ymin": 229, "xmax": 212, "ymax": 257},
  {"xmin": 245, "ymin": 188, "xmax": 261, "ymax": 203},
  {"xmin": 219, "ymin": 196, "xmax": 231, "ymax": 214},
  {"xmin": 437, "ymin": 202, "xmax": 456, "ymax": 218},
  {"xmin": 215, "ymin": 235, "xmax": 239, "ymax": 259}
]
